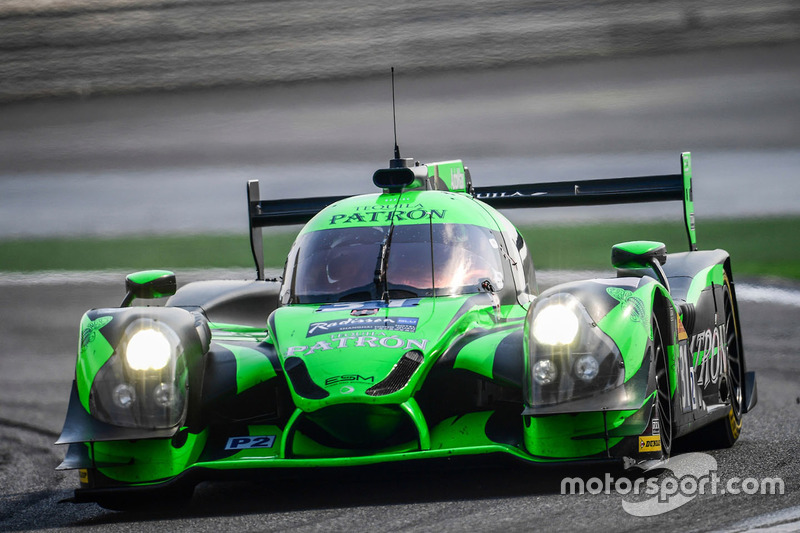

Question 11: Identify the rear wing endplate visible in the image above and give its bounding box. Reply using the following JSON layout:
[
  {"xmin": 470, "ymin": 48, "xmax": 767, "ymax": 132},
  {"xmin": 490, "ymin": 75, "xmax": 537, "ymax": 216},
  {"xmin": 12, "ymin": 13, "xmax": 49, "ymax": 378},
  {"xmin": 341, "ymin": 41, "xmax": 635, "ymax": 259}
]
[{"xmin": 247, "ymin": 153, "xmax": 696, "ymax": 280}]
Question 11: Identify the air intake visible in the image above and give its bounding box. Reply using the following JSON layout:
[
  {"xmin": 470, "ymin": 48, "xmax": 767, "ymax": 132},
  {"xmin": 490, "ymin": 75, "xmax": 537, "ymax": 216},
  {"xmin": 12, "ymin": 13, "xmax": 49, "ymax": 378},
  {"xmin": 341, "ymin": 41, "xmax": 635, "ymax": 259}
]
[{"xmin": 366, "ymin": 350, "xmax": 424, "ymax": 396}]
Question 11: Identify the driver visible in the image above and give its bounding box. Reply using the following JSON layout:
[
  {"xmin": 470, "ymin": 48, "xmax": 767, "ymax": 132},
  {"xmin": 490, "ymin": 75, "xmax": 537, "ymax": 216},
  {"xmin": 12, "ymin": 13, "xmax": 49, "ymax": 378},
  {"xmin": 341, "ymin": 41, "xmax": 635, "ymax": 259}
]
[
  {"xmin": 325, "ymin": 244, "xmax": 373, "ymax": 290},
  {"xmin": 321, "ymin": 227, "xmax": 385, "ymax": 294}
]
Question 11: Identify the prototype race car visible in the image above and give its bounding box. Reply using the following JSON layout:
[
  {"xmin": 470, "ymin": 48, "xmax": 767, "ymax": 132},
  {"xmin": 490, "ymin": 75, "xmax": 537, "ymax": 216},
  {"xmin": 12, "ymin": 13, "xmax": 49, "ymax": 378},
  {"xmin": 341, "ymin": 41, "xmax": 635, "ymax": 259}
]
[{"xmin": 57, "ymin": 152, "xmax": 757, "ymax": 509}]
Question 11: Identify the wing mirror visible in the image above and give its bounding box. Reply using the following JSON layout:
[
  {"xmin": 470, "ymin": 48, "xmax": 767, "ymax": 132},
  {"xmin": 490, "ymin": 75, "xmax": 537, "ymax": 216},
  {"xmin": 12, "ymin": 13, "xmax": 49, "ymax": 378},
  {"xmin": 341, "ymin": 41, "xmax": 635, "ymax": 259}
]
[
  {"xmin": 611, "ymin": 241, "xmax": 669, "ymax": 292},
  {"xmin": 121, "ymin": 270, "xmax": 177, "ymax": 307}
]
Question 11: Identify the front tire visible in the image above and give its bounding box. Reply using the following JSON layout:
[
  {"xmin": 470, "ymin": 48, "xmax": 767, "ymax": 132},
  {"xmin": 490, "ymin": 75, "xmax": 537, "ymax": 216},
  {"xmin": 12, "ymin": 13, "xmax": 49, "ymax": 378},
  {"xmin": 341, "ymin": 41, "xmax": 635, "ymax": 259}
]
[{"xmin": 653, "ymin": 316, "xmax": 673, "ymax": 457}]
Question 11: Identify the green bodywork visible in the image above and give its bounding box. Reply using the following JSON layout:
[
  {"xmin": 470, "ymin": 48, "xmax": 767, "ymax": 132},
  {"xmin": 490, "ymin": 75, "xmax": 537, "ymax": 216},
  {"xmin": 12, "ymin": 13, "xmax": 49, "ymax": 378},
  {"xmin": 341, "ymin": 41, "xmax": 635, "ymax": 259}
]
[{"xmin": 60, "ymin": 156, "xmax": 734, "ymax": 495}]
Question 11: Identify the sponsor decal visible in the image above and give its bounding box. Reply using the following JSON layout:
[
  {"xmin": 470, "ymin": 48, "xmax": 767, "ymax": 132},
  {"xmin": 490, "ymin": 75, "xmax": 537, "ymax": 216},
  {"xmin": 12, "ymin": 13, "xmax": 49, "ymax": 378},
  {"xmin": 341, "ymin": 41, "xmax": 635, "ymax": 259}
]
[
  {"xmin": 693, "ymin": 324, "xmax": 728, "ymax": 387},
  {"xmin": 325, "ymin": 374, "xmax": 375, "ymax": 387},
  {"xmin": 639, "ymin": 435, "xmax": 662, "ymax": 453},
  {"xmin": 475, "ymin": 191, "xmax": 546, "ymax": 200},
  {"xmin": 307, "ymin": 316, "xmax": 418, "ymax": 337},
  {"xmin": 679, "ymin": 323, "xmax": 728, "ymax": 412},
  {"xmin": 450, "ymin": 168, "xmax": 465, "ymax": 190},
  {"xmin": 678, "ymin": 341, "xmax": 701, "ymax": 413},
  {"xmin": 351, "ymin": 308, "xmax": 378, "ymax": 316},
  {"xmin": 79, "ymin": 469, "xmax": 89, "ymax": 484},
  {"xmin": 225, "ymin": 435, "xmax": 276, "ymax": 450},
  {"xmin": 651, "ymin": 418, "xmax": 660, "ymax": 436},
  {"xmin": 328, "ymin": 209, "xmax": 446, "ymax": 225},
  {"xmin": 287, "ymin": 334, "xmax": 428, "ymax": 356},
  {"xmin": 317, "ymin": 299, "xmax": 420, "ymax": 313},
  {"xmin": 354, "ymin": 202, "xmax": 424, "ymax": 212},
  {"xmin": 688, "ymin": 325, "xmax": 728, "ymax": 386},
  {"xmin": 81, "ymin": 315, "xmax": 113, "ymax": 348},
  {"xmin": 606, "ymin": 287, "xmax": 646, "ymax": 326},
  {"xmin": 340, "ymin": 385, "xmax": 355, "ymax": 394},
  {"xmin": 728, "ymin": 407, "xmax": 741, "ymax": 439},
  {"xmin": 676, "ymin": 316, "xmax": 688, "ymax": 341}
]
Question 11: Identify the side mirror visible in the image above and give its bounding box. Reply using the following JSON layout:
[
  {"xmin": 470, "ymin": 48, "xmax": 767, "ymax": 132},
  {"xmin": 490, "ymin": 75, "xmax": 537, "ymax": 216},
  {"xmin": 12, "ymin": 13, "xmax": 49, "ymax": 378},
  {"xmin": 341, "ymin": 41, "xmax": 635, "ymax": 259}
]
[
  {"xmin": 121, "ymin": 270, "xmax": 177, "ymax": 307},
  {"xmin": 611, "ymin": 241, "xmax": 669, "ymax": 291}
]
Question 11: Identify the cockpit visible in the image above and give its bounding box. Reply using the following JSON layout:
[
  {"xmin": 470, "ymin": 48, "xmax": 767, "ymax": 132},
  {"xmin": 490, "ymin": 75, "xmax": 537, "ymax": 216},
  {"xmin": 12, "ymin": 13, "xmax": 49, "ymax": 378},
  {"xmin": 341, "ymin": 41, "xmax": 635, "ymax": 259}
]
[{"xmin": 280, "ymin": 223, "xmax": 506, "ymax": 304}]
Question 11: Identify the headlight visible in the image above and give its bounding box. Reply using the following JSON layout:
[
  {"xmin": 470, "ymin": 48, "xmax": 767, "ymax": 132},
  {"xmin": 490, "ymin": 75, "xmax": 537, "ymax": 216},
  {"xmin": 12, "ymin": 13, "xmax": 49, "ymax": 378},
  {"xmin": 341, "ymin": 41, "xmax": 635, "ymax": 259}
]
[
  {"xmin": 112, "ymin": 383, "xmax": 136, "ymax": 409},
  {"xmin": 533, "ymin": 359, "xmax": 558, "ymax": 385},
  {"xmin": 126, "ymin": 328, "xmax": 172, "ymax": 370},
  {"xmin": 532, "ymin": 303, "xmax": 580, "ymax": 345},
  {"xmin": 89, "ymin": 318, "xmax": 187, "ymax": 428},
  {"xmin": 573, "ymin": 354, "xmax": 600, "ymax": 382},
  {"xmin": 526, "ymin": 293, "xmax": 625, "ymax": 407}
]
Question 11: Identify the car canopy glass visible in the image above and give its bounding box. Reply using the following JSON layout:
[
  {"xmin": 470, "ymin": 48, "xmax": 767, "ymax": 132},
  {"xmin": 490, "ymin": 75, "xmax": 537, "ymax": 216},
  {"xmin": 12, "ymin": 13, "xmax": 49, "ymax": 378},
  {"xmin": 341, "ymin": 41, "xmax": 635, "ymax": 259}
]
[{"xmin": 281, "ymin": 223, "xmax": 505, "ymax": 304}]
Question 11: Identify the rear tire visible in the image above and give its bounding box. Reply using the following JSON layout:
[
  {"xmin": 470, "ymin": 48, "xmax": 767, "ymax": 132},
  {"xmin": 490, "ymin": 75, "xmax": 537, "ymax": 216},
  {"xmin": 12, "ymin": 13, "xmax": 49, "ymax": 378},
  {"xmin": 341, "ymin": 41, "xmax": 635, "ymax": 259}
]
[
  {"xmin": 679, "ymin": 274, "xmax": 743, "ymax": 451},
  {"xmin": 703, "ymin": 275, "xmax": 744, "ymax": 448}
]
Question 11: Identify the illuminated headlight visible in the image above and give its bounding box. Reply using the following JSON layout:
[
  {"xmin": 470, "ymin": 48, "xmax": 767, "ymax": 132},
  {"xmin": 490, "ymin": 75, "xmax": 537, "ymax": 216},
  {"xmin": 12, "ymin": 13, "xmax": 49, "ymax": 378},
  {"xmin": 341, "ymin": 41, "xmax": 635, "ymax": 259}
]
[
  {"xmin": 532, "ymin": 303, "xmax": 580, "ymax": 345},
  {"xmin": 89, "ymin": 317, "xmax": 187, "ymax": 429},
  {"xmin": 533, "ymin": 359, "xmax": 558, "ymax": 385},
  {"xmin": 573, "ymin": 354, "xmax": 600, "ymax": 382},
  {"xmin": 125, "ymin": 328, "xmax": 172, "ymax": 370},
  {"xmin": 526, "ymin": 292, "xmax": 625, "ymax": 408}
]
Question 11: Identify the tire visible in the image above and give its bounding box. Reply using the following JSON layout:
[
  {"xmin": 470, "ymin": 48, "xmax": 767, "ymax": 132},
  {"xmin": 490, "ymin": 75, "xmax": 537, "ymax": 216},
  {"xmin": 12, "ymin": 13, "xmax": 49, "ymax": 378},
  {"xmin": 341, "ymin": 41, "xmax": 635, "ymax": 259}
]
[
  {"xmin": 679, "ymin": 274, "xmax": 743, "ymax": 451},
  {"xmin": 653, "ymin": 315, "xmax": 673, "ymax": 458},
  {"xmin": 704, "ymin": 275, "xmax": 744, "ymax": 448}
]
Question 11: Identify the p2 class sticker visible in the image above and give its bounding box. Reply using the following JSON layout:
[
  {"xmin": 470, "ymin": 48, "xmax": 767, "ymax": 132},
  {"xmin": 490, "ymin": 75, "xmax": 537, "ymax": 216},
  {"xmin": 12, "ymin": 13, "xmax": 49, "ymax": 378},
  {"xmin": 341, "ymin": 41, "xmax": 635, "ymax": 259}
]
[{"xmin": 225, "ymin": 435, "xmax": 276, "ymax": 450}]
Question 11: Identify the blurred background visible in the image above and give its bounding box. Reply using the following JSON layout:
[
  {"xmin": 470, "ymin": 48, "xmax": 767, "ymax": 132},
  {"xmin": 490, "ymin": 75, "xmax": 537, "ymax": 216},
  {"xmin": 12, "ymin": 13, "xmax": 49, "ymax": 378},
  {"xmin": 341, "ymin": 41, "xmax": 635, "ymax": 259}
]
[
  {"xmin": 2, "ymin": 0, "xmax": 798, "ymax": 101},
  {"xmin": 0, "ymin": 0, "xmax": 798, "ymax": 272}
]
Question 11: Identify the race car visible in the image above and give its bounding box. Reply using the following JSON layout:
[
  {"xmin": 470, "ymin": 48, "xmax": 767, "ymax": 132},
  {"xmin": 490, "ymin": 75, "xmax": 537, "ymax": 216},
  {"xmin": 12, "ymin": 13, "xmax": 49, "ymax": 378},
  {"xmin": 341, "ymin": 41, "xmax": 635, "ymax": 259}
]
[{"xmin": 57, "ymin": 152, "xmax": 757, "ymax": 509}]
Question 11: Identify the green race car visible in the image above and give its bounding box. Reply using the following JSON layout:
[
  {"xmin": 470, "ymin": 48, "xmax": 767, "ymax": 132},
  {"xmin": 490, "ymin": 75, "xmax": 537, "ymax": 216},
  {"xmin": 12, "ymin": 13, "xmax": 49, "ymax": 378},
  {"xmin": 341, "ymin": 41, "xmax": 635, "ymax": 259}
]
[{"xmin": 57, "ymin": 152, "xmax": 757, "ymax": 510}]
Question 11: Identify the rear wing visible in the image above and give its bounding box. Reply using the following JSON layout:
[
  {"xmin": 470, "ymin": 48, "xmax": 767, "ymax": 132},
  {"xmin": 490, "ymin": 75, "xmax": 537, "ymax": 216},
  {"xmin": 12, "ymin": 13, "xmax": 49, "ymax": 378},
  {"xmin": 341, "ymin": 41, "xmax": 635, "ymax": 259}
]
[{"xmin": 247, "ymin": 152, "xmax": 696, "ymax": 279}]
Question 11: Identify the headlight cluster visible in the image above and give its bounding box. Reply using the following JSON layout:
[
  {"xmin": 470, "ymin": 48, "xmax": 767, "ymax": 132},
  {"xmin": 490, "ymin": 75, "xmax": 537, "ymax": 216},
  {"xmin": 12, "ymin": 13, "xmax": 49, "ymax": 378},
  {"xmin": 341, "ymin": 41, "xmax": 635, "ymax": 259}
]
[
  {"xmin": 526, "ymin": 294, "xmax": 624, "ymax": 407},
  {"xmin": 90, "ymin": 319, "xmax": 187, "ymax": 429}
]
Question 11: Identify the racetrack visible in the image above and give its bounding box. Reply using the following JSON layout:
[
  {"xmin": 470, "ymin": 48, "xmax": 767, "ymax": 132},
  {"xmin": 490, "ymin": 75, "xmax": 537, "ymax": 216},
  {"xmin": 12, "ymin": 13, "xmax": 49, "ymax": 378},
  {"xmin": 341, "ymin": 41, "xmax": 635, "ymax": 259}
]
[{"xmin": 1, "ymin": 275, "xmax": 799, "ymax": 531}]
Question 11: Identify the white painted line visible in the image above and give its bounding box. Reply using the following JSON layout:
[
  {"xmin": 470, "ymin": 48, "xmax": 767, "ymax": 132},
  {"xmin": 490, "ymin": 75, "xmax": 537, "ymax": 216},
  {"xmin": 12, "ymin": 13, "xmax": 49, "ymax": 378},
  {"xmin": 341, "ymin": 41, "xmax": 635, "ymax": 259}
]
[
  {"xmin": 735, "ymin": 284, "xmax": 800, "ymax": 308},
  {"xmin": 709, "ymin": 505, "xmax": 800, "ymax": 533}
]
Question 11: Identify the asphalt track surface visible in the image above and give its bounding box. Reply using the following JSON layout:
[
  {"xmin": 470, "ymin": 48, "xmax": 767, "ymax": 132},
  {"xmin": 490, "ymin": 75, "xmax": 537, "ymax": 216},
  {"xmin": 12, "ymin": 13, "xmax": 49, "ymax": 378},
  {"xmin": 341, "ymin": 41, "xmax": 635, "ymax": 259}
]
[{"xmin": 1, "ymin": 274, "xmax": 800, "ymax": 532}]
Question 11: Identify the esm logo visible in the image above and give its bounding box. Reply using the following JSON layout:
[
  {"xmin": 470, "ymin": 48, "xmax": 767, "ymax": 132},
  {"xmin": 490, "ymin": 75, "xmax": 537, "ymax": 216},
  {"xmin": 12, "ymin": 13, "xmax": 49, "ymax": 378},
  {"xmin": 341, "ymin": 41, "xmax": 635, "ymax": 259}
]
[{"xmin": 324, "ymin": 374, "xmax": 375, "ymax": 387}]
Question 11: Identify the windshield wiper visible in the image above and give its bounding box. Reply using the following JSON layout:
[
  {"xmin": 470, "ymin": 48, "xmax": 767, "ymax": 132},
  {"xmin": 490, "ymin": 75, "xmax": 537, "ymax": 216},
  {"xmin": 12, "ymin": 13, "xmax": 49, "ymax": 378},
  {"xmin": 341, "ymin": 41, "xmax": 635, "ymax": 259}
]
[{"xmin": 374, "ymin": 224, "xmax": 396, "ymax": 304}]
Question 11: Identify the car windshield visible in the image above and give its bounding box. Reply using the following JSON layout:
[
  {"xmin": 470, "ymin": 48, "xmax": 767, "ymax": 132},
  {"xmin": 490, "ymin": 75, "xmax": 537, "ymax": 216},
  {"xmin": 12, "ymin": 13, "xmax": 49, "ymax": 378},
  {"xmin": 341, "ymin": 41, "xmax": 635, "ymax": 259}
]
[{"xmin": 281, "ymin": 223, "xmax": 505, "ymax": 304}]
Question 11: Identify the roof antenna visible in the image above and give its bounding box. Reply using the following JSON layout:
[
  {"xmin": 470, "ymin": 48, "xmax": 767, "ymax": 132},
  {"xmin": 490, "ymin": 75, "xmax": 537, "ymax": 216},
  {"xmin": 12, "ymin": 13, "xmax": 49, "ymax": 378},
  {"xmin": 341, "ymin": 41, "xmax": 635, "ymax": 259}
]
[
  {"xmin": 389, "ymin": 67, "xmax": 411, "ymax": 169},
  {"xmin": 392, "ymin": 67, "xmax": 400, "ymax": 160}
]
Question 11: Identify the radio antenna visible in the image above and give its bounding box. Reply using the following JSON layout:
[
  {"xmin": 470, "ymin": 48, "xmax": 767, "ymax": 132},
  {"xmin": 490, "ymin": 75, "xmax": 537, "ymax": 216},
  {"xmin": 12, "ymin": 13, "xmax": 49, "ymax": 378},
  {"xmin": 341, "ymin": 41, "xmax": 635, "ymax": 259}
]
[{"xmin": 392, "ymin": 67, "xmax": 400, "ymax": 159}]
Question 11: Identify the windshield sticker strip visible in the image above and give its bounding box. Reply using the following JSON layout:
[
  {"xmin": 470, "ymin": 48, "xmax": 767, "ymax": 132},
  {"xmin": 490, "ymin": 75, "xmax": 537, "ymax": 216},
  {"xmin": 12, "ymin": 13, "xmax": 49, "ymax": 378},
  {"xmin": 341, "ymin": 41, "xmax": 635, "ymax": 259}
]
[{"xmin": 316, "ymin": 299, "xmax": 421, "ymax": 312}]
